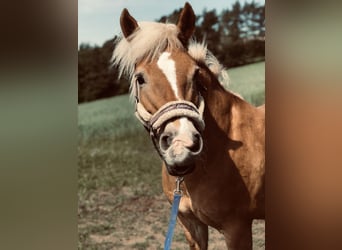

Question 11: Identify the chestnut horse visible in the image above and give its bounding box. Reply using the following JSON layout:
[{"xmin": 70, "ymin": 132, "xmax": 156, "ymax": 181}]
[{"xmin": 112, "ymin": 3, "xmax": 265, "ymax": 249}]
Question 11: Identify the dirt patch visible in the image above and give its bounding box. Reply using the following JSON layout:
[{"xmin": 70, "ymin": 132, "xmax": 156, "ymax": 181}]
[{"xmin": 79, "ymin": 186, "xmax": 264, "ymax": 249}]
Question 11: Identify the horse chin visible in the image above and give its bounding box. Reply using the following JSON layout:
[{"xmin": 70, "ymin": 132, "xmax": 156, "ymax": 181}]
[
  {"xmin": 165, "ymin": 163, "xmax": 195, "ymax": 176},
  {"xmin": 162, "ymin": 147, "xmax": 200, "ymax": 176}
]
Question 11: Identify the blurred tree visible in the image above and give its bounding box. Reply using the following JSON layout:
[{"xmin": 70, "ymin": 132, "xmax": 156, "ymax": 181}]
[
  {"xmin": 228, "ymin": 1, "xmax": 243, "ymax": 42},
  {"xmin": 197, "ymin": 9, "xmax": 221, "ymax": 56},
  {"xmin": 158, "ymin": 8, "xmax": 182, "ymax": 24},
  {"xmin": 241, "ymin": 1, "xmax": 265, "ymax": 39},
  {"xmin": 219, "ymin": 1, "xmax": 265, "ymax": 67},
  {"xmin": 78, "ymin": 38, "xmax": 129, "ymax": 103}
]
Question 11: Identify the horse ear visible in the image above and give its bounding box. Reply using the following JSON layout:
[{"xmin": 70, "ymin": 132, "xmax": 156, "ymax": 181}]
[
  {"xmin": 177, "ymin": 2, "xmax": 196, "ymax": 46},
  {"xmin": 120, "ymin": 8, "xmax": 139, "ymax": 39}
]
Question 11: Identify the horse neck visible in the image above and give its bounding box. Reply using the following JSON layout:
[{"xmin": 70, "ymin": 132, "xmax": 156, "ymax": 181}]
[
  {"xmin": 184, "ymin": 84, "xmax": 248, "ymax": 192},
  {"xmin": 182, "ymin": 79, "xmax": 247, "ymax": 184},
  {"xmin": 200, "ymin": 75, "xmax": 258, "ymax": 161},
  {"xmin": 202, "ymin": 81, "xmax": 237, "ymax": 141}
]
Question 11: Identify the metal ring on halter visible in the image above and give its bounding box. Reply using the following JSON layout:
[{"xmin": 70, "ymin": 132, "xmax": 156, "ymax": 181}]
[{"xmin": 174, "ymin": 177, "xmax": 184, "ymax": 195}]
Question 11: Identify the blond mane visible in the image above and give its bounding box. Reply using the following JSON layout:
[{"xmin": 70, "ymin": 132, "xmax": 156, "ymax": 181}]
[
  {"xmin": 111, "ymin": 22, "xmax": 229, "ymax": 90},
  {"xmin": 188, "ymin": 40, "xmax": 230, "ymax": 88},
  {"xmin": 111, "ymin": 22, "xmax": 183, "ymax": 79}
]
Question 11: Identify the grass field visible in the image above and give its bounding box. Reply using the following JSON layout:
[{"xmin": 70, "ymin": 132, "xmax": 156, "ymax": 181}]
[
  {"xmin": 78, "ymin": 61, "xmax": 265, "ymax": 249},
  {"xmin": 227, "ymin": 61, "xmax": 265, "ymax": 106}
]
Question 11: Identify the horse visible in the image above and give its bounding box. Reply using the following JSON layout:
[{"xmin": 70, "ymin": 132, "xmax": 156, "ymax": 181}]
[{"xmin": 112, "ymin": 3, "xmax": 265, "ymax": 249}]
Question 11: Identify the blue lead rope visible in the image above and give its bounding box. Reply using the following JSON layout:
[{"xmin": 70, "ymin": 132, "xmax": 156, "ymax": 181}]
[{"xmin": 164, "ymin": 177, "xmax": 184, "ymax": 250}]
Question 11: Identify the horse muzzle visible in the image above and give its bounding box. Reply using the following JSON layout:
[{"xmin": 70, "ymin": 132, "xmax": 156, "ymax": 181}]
[
  {"xmin": 134, "ymin": 94, "xmax": 205, "ymax": 176},
  {"xmin": 158, "ymin": 117, "xmax": 203, "ymax": 176}
]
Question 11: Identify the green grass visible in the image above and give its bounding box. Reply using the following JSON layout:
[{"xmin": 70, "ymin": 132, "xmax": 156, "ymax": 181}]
[
  {"xmin": 78, "ymin": 95, "xmax": 141, "ymax": 140},
  {"xmin": 78, "ymin": 61, "xmax": 265, "ymax": 249},
  {"xmin": 227, "ymin": 61, "xmax": 265, "ymax": 106}
]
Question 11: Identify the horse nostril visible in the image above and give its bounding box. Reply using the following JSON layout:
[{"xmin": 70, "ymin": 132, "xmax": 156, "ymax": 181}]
[
  {"xmin": 160, "ymin": 133, "xmax": 173, "ymax": 151},
  {"xmin": 189, "ymin": 133, "xmax": 203, "ymax": 153}
]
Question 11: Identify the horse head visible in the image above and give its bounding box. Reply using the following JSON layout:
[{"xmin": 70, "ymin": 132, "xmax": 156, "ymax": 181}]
[{"xmin": 114, "ymin": 3, "xmax": 212, "ymax": 176}]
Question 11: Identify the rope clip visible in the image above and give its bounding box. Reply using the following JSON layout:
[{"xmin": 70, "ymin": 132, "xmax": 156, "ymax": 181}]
[{"xmin": 174, "ymin": 177, "xmax": 184, "ymax": 195}]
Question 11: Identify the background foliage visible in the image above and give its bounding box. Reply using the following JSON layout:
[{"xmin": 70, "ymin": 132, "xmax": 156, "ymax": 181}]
[{"xmin": 78, "ymin": 1, "xmax": 265, "ymax": 103}]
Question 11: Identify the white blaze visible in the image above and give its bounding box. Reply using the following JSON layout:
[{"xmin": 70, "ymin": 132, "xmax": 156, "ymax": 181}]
[
  {"xmin": 179, "ymin": 117, "xmax": 192, "ymax": 135},
  {"xmin": 157, "ymin": 52, "xmax": 179, "ymax": 99}
]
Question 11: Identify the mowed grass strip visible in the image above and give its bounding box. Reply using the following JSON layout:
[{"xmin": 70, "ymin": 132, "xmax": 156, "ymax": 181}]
[{"xmin": 78, "ymin": 61, "xmax": 265, "ymax": 249}]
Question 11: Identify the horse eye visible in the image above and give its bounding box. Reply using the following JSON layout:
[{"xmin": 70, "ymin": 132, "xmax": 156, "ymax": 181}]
[
  {"xmin": 193, "ymin": 67, "xmax": 207, "ymax": 92},
  {"xmin": 135, "ymin": 74, "xmax": 146, "ymax": 86},
  {"xmin": 193, "ymin": 67, "xmax": 201, "ymax": 84},
  {"xmin": 193, "ymin": 67, "xmax": 200, "ymax": 79}
]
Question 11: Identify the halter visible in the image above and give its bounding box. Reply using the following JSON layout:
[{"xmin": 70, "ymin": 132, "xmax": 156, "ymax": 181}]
[{"xmin": 133, "ymin": 79, "xmax": 205, "ymax": 156}]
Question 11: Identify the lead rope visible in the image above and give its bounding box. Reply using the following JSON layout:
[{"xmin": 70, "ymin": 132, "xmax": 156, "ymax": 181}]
[{"xmin": 164, "ymin": 177, "xmax": 184, "ymax": 250}]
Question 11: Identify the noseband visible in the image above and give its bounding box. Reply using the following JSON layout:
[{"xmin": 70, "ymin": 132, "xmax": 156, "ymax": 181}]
[
  {"xmin": 135, "ymin": 98, "xmax": 205, "ymax": 134},
  {"xmin": 133, "ymin": 80, "xmax": 205, "ymax": 156}
]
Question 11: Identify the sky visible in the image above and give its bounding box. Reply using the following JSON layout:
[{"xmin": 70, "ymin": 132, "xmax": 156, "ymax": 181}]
[{"xmin": 78, "ymin": 0, "xmax": 265, "ymax": 47}]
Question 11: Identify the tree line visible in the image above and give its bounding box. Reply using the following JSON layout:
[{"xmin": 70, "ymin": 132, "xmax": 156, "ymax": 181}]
[{"xmin": 79, "ymin": 1, "xmax": 265, "ymax": 103}]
